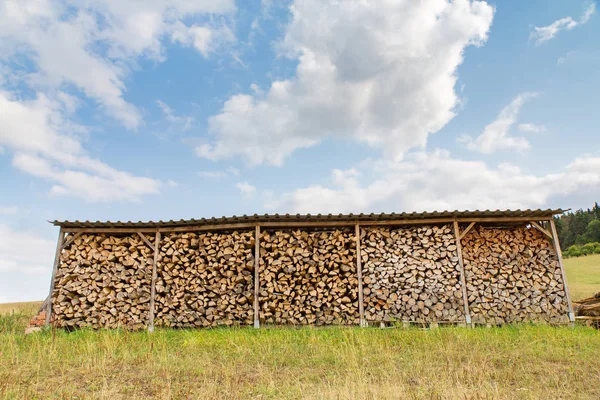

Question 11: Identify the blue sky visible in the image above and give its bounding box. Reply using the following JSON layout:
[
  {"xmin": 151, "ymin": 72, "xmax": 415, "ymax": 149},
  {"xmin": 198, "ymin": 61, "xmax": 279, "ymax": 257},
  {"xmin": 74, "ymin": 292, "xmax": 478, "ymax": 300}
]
[{"xmin": 1, "ymin": 0, "xmax": 599, "ymax": 302}]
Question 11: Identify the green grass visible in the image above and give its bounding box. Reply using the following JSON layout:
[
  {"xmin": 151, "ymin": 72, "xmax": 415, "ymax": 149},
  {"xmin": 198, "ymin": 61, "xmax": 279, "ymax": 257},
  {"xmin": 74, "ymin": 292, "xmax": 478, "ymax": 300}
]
[
  {"xmin": 564, "ymin": 253, "xmax": 600, "ymax": 301},
  {"xmin": 0, "ymin": 322, "xmax": 599, "ymax": 399},
  {"xmin": 0, "ymin": 255, "xmax": 598, "ymax": 399}
]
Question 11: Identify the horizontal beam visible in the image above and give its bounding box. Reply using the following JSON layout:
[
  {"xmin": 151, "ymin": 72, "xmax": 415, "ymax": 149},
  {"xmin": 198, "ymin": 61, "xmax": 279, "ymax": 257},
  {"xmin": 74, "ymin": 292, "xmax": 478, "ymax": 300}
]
[{"xmin": 61, "ymin": 216, "xmax": 553, "ymax": 234}]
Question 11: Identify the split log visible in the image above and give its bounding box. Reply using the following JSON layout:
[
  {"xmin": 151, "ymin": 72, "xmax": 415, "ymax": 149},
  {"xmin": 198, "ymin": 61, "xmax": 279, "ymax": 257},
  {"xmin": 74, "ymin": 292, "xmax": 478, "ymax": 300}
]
[
  {"xmin": 361, "ymin": 225, "xmax": 465, "ymax": 323},
  {"xmin": 154, "ymin": 231, "xmax": 255, "ymax": 328},
  {"xmin": 259, "ymin": 229, "xmax": 359, "ymax": 325},
  {"xmin": 462, "ymin": 226, "xmax": 569, "ymax": 324},
  {"xmin": 52, "ymin": 234, "xmax": 153, "ymax": 329}
]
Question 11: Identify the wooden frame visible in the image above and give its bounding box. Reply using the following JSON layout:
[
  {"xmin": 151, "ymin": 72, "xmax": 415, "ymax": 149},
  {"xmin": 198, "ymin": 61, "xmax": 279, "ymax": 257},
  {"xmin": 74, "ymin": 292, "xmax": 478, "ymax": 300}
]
[
  {"xmin": 137, "ymin": 232, "xmax": 156, "ymax": 252},
  {"xmin": 529, "ymin": 221, "xmax": 553, "ymax": 239},
  {"xmin": 459, "ymin": 222, "xmax": 476, "ymax": 240},
  {"xmin": 59, "ymin": 216, "xmax": 553, "ymax": 234},
  {"xmin": 148, "ymin": 231, "xmax": 161, "ymax": 332},
  {"xmin": 549, "ymin": 219, "xmax": 575, "ymax": 324},
  {"xmin": 453, "ymin": 221, "xmax": 472, "ymax": 326},
  {"xmin": 254, "ymin": 225, "xmax": 261, "ymax": 329},
  {"xmin": 355, "ymin": 224, "xmax": 366, "ymax": 327},
  {"xmin": 60, "ymin": 232, "xmax": 81, "ymax": 251},
  {"xmin": 45, "ymin": 228, "xmax": 65, "ymax": 326},
  {"xmin": 49, "ymin": 213, "xmax": 570, "ymax": 329}
]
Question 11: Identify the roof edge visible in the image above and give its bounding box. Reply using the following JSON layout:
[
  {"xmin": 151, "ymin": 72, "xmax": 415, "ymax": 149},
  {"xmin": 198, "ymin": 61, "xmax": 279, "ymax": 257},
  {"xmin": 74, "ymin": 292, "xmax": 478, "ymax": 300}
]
[{"xmin": 50, "ymin": 209, "xmax": 566, "ymax": 229}]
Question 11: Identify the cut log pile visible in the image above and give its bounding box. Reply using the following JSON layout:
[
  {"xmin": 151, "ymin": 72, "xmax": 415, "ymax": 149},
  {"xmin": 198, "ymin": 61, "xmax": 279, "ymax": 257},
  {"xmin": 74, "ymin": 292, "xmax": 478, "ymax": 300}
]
[
  {"xmin": 259, "ymin": 229, "xmax": 359, "ymax": 325},
  {"xmin": 154, "ymin": 231, "xmax": 255, "ymax": 328},
  {"xmin": 52, "ymin": 234, "xmax": 153, "ymax": 329},
  {"xmin": 574, "ymin": 292, "xmax": 600, "ymax": 327},
  {"xmin": 462, "ymin": 226, "xmax": 569, "ymax": 324},
  {"xmin": 47, "ymin": 222, "xmax": 573, "ymax": 329},
  {"xmin": 361, "ymin": 226, "xmax": 465, "ymax": 323}
]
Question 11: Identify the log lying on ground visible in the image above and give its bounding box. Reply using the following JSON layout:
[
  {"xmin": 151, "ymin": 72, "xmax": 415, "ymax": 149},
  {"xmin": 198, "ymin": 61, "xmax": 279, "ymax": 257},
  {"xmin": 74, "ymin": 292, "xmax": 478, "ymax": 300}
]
[
  {"xmin": 259, "ymin": 229, "xmax": 359, "ymax": 325},
  {"xmin": 154, "ymin": 231, "xmax": 254, "ymax": 328},
  {"xmin": 574, "ymin": 292, "xmax": 600, "ymax": 317},
  {"xmin": 361, "ymin": 226, "xmax": 465, "ymax": 323},
  {"xmin": 52, "ymin": 234, "xmax": 153, "ymax": 329},
  {"xmin": 462, "ymin": 226, "xmax": 569, "ymax": 324}
]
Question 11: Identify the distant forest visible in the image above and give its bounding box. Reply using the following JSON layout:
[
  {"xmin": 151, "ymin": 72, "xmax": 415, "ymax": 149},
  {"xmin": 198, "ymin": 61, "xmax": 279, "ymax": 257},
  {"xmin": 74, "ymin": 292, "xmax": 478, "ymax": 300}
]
[{"xmin": 555, "ymin": 202, "xmax": 600, "ymax": 257}]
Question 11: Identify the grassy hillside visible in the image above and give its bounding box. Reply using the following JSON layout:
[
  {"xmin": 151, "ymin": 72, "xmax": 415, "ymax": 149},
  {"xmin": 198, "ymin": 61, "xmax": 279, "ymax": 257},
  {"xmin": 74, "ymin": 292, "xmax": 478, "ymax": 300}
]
[
  {"xmin": 564, "ymin": 254, "xmax": 600, "ymax": 301},
  {"xmin": 0, "ymin": 255, "xmax": 598, "ymax": 399},
  {"xmin": 0, "ymin": 301, "xmax": 42, "ymax": 316}
]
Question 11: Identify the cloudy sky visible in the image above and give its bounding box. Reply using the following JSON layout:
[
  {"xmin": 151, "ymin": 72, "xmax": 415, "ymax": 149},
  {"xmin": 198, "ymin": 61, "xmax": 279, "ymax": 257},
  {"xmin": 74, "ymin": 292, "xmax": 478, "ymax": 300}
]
[{"xmin": 1, "ymin": 0, "xmax": 599, "ymax": 302}]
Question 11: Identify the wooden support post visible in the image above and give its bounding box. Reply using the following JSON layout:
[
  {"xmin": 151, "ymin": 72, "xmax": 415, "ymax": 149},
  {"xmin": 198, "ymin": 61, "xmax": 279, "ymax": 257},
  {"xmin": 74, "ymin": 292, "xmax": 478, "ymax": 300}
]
[
  {"xmin": 148, "ymin": 231, "xmax": 161, "ymax": 333},
  {"xmin": 46, "ymin": 228, "xmax": 65, "ymax": 326},
  {"xmin": 254, "ymin": 225, "xmax": 261, "ymax": 329},
  {"xmin": 355, "ymin": 224, "xmax": 366, "ymax": 327},
  {"xmin": 453, "ymin": 221, "xmax": 472, "ymax": 326},
  {"xmin": 550, "ymin": 219, "xmax": 575, "ymax": 324}
]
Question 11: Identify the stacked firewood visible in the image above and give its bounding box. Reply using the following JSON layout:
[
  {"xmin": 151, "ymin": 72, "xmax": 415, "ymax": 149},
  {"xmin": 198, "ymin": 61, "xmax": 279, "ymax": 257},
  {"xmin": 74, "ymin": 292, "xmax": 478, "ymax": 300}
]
[
  {"xmin": 361, "ymin": 226, "xmax": 465, "ymax": 323},
  {"xmin": 52, "ymin": 234, "xmax": 153, "ymax": 329},
  {"xmin": 462, "ymin": 226, "xmax": 569, "ymax": 324},
  {"xmin": 259, "ymin": 229, "xmax": 359, "ymax": 325},
  {"xmin": 154, "ymin": 231, "xmax": 255, "ymax": 327}
]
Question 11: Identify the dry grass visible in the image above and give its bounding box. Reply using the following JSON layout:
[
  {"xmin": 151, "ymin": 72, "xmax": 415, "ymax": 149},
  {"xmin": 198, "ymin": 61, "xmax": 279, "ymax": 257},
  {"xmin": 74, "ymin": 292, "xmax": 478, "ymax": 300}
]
[
  {"xmin": 0, "ymin": 301, "xmax": 42, "ymax": 316},
  {"xmin": 1, "ymin": 312, "xmax": 599, "ymax": 399},
  {"xmin": 0, "ymin": 255, "xmax": 599, "ymax": 399}
]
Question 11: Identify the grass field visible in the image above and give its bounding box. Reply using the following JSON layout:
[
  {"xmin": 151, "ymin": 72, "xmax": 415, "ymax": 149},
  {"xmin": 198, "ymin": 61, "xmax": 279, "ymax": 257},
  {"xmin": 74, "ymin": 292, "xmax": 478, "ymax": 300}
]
[
  {"xmin": 564, "ymin": 253, "xmax": 600, "ymax": 301},
  {"xmin": 0, "ymin": 255, "xmax": 598, "ymax": 399}
]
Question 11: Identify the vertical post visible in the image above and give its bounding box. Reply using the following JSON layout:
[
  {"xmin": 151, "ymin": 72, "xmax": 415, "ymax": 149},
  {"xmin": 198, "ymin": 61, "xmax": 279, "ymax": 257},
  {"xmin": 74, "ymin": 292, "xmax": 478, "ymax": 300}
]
[
  {"xmin": 254, "ymin": 225, "xmax": 261, "ymax": 328},
  {"xmin": 46, "ymin": 228, "xmax": 65, "ymax": 326},
  {"xmin": 148, "ymin": 230, "xmax": 161, "ymax": 333},
  {"xmin": 453, "ymin": 221, "xmax": 472, "ymax": 326},
  {"xmin": 549, "ymin": 219, "xmax": 575, "ymax": 324},
  {"xmin": 355, "ymin": 224, "xmax": 366, "ymax": 327}
]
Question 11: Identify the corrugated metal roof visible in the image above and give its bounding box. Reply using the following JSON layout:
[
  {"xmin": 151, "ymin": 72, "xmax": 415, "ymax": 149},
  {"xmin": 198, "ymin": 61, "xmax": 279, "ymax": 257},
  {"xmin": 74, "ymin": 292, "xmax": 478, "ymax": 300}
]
[{"xmin": 51, "ymin": 209, "xmax": 566, "ymax": 229}]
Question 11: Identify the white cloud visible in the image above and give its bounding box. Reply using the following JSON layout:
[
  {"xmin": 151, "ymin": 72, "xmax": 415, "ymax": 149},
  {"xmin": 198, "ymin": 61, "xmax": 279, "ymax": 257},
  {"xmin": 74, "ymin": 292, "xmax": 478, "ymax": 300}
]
[
  {"xmin": 199, "ymin": 171, "xmax": 228, "ymax": 179},
  {"xmin": 459, "ymin": 92, "xmax": 537, "ymax": 153},
  {"xmin": 0, "ymin": 91, "xmax": 161, "ymax": 202},
  {"xmin": 266, "ymin": 150, "xmax": 600, "ymax": 214},
  {"xmin": 198, "ymin": 167, "xmax": 240, "ymax": 179},
  {"xmin": 13, "ymin": 153, "xmax": 160, "ymax": 202},
  {"xmin": 0, "ymin": 0, "xmax": 236, "ymax": 128},
  {"xmin": 199, "ymin": 0, "xmax": 494, "ymax": 166},
  {"xmin": 0, "ymin": 224, "xmax": 55, "ymax": 274},
  {"xmin": 236, "ymin": 181, "xmax": 257, "ymax": 197},
  {"xmin": 227, "ymin": 167, "xmax": 240, "ymax": 176},
  {"xmin": 518, "ymin": 123, "xmax": 546, "ymax": 133},
  {"xmin": 581, "ymin": 2, "xmax": 596, "ymax": 24},
  {"xmin": 156, "ymin": 100, "xmax": 194, "ymax": 132},
  {"xmin": 0, "ymin": 0, "xmax": 236, "ymax": 202},
  {"xmin": 530, "ymin": 3, "xmax": 595, "ymax": 45},
  {"xmin": 170, "ymin": 21, "xmax": 236, "ymax": 57}
]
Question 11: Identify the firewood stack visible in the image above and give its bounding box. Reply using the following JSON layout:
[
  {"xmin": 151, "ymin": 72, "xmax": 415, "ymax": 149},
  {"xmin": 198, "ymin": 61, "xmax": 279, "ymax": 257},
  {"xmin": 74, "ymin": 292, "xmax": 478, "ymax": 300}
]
[
  {"xmin": 361, "ymin": 226, "xmax": 465, "ymax": 323},
  {"xmin": 154, "ymin": 231, "xmax": 255, "ymax": 328},
  {"xmin": 259, "ymin": 229, "xmax": 359, "ymax": 325},
  {"xmin": 462, "ymin": 226, "xmax": 569, "ymax": 324},
  {"xmin": 52, "ymin": 234, "xmax": 153, "ymax": 329}
]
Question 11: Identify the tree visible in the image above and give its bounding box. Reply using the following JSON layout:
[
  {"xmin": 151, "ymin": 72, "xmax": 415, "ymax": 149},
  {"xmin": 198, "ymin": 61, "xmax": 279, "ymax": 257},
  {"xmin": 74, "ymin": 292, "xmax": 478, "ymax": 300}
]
[{"xmin": 586, "ymin": 219, "xmax": 600, "ymax": 243}]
